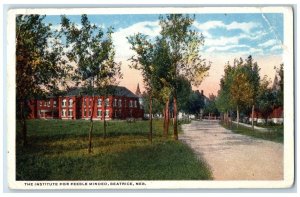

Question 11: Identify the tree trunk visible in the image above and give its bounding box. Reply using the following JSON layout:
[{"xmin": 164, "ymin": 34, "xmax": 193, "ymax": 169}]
[
  {"xmin": 20, "ymin": 101, "xmax": 27, "ymax": 146},
  {"xmin": 236, "ymin": 106, "xmax": 239, "ymax": 128},
  {"xmin": 149, "ymin": 95, "xmax": 153, "ymax": 143},
  {"xmin": 163, "ymin": 106, "xmax": 166, "ymax": 137},
  {"xmin": 166, "ymin": 99, "xmax": 170, "ymax": 136},
  {"xmin": 251, "ymin": 104, "xmax": 255, "ymax": 130},
  {"xmin": 163, "ymin": 98, "xmax": 170, "ymax": 137},
  {"xmin": 173, "ymin": 95, "xmax": 178, "ymax": 140},
  {"xmin": 88, "ymin": 95, "xmax": 95, "ymax": 153}
]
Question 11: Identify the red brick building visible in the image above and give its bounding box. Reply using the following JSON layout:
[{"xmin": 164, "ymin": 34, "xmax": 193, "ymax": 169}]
[{"xmin": 28, "ymin": 86, "xmax": 144, "ymax": 120}]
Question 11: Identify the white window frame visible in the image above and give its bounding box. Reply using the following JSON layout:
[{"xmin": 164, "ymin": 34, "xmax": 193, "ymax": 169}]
[
  {"xmin": 134, "ymin": 100, "xmax": 137, "ymax": 108},
  {"xmin": 68, "ymin": 109, "xmax": 73, "ymax": 117},
  {"xmin": 114, "ymin": 98, "xmax": 117, "ymax": 107},
  {"xmin": 105, "ymin": 98, "xmax": 110, "ymax": 107},
  {"xmin": 105, "ymin": 109, "xmax": 109, "ymax": 117},
  {"xmin": 118, "ymin": 99, "xmax": 122, "ymax": 107},
  {"xmin": 53, "ymin": 101, "xmax": 57, "ymax": 107},
  {"xmin": 39, "ymin": 101, "xmax": 42, "ymax": 106},
  {"xmin": 62, "ymin": 99, "xmax": 67, "ymax": 107},
  {"xmin": 129, "ymin": 100, "xmax": 133, "ymax": 108},
  {"xmin": 97, "ymin": 98, "xmax": 102, "ymax": 107},
  {"xmin": 97, "ymin": 109, "xmax": 102, "ymax": 117},
  {"xmin": 83, "ymin": 98, "xmax": 86, "ymax": 107},
  {"xmin": 62, "ymin": 109, "xmax": 66, "ymax": 117},
  {"xmin": 69, "ymin": 99, "xmax": 73, "ymax": 107},
  {"xmin": 47, "ymin": 101, "xmax": 50, "ymax": 107}
]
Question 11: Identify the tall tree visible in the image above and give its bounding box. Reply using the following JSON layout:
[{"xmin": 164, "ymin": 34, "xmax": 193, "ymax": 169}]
[
  {"xmin": 127, "ymin": 33, "xmax": 155, "ymax": 143},
  {"xmin": 244, "ymin": 56, "xmax": 260, "ymax": 130},
  {"xmin": 230, "ymin": 59, "xmax": 254, "ymax": 127},
  {"xmin": 61, "ymin": 15, "xmax": 121, "ymax": 153},
  {"xmin": 159, "ymin": 14, "xmax": 210, "ymax": 140},
  {"xmin": 16, "ymin": 15, "xmax": 68, "ymax": 146}
]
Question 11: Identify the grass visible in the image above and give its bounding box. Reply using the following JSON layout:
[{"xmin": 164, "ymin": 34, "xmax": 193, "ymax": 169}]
[
  {"xmin": 220, "ymin": 121, "xmax": 283, "ymax": 143},
  {"xmin": 16, "ymin": 119, "xmax": 212, "ymax": 180}
]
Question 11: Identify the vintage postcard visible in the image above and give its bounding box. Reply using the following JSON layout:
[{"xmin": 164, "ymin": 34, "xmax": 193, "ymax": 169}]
[{"xmin": 6, "ymin": 6, "xmax": 294, "ymax": 189}]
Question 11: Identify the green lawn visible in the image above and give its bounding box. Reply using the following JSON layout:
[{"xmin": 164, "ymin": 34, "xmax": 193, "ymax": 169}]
[
  {"xmin": 16, "ymin": 119, "xmax": 212, "ymax": 180},
  {"xmin": 220, "ymin": 122, "xmax": 283, "ymax": 143}
]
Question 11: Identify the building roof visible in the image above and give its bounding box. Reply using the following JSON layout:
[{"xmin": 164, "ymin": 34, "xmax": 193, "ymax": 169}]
[{"xmin": 63, "ymin": 85, "xmax": 138, "ymax": 98}]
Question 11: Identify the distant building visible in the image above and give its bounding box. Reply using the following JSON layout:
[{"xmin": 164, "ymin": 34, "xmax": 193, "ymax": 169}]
[
  {"xmin": 135, "ymin": 83, "xmax": 144, "ymax": 109},
  {"xmin": 28, "ymin": 86, "xmax": 144, "ymax": 120}
]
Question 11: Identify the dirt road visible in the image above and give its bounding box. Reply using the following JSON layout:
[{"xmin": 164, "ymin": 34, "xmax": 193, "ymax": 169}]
[{"xmin": 180, "ymin": 120, "xmax": 283, "ymax": 180}]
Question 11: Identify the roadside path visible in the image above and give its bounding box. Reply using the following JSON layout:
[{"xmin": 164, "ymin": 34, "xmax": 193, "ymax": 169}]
[{"xmin": 180, "ymin": 120, "xmax": 283, "ymax": 180}]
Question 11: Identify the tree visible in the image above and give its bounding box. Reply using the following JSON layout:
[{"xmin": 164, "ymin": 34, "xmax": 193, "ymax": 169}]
[
  {"xmin": 16, "ymin": 15, "xmax": 68, "ymax": 146},
  {"xmin": 203, "ymin": 94, "xmax": 219, "ymax": 119},
  {"xmin": 61, "ymin": 15, "xmax": 121, "ymax": 153},
  {"xmin": 230, "ymin": 63, "xmax": 254, "ymax": 127},
  {"xmin": 159, "ymin": 14, "xmax": 210, "ymax": 140},
  {"xmin": 244, "ymin": 56, "xmax": 260, "ymax": 130},
  {"xmin": 183, "ymin": 90, "xmax": 205, "ymax": 118},
  {"xmin": 127, "ymin": 33, "xmax": 156, "ymax": 143},
  {"xmin": 216, "ymin": 62, "xmax": 235, "ymax": 125}
]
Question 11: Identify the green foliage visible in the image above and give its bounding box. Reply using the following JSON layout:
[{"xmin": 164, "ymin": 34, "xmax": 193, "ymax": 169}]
[
  {"xmin": 183, "ymin": 90, "xmax": 205, "ymax": 115},
  {"xmin": 203, "ymin": 94, "xmax": 219, "ymax": 116},
  {"xmin": 60, "ymin": 14, "xmax": 121, "ymax": 89},
  {"xmin": 16, "ymin": 15, "xmax": 69, "ymax": 110},
  {"xmin": 16, "ymin": 120, "xmax": 212, "ymax": 180}
]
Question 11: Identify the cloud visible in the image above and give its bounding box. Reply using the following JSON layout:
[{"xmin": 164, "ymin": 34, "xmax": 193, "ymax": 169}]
[
  {"xmin": 194, "ymin": 20, "xmax": 261, "ymax": 33},
  {"xmin": 205, "ymin": 36, "xmax": 240, "ymax": 47},
  {"xmin": 258, "ymin": 39, "xmax": 278, "ymax": 48},
  {"xmin": 112, "ymin": 20, "xmax": 161, "ymax": 59},
  {"xmin": 269, "ymin": 45, "xmax": 282, "ymax": 52},
  {"xmin": 205, "ymin": 44, "xmax": 249, "ymax": 53}
]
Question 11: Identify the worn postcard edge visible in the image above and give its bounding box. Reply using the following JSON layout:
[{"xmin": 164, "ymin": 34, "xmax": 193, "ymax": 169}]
[{"xmin": 5, "ymin": 6, "xmax": 295, "ymax": 190}]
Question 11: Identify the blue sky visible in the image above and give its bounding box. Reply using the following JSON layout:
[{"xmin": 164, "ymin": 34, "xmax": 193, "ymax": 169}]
[
  {"xmin": 44, "ymin": 13, "xmax": 284, "ymax": 95},
  {"xmin": 45, "ymin": 13, "xmax": 283, "ymax": 58}
]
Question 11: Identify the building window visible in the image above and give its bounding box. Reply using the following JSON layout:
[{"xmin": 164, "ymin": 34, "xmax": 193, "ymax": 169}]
[
  {"xmin": 62, "ymin": 109, "xmax": 66, "ymax": 117},
  {"xmin": 134, "ymin": 100, "xmax": 137, "ymax": 108},
  {"xmin": 105, "ymin": 109, "xmax": 109, "ymax": 117},
  {"xmin": 97, "ymin": 98, "xmax": 102, "ymax": 106},
  {"xmin": 62, "ymin": 99, "xmax": 67, "ymax": 107},
  {"xmin": 114, "ymin": 98, "xmax": 117, "ymax": 107},
  {"xmin": 69, "ymin": 99, "xmax": 73, "ymax": 107},
  {"xmin": 44, "ymin": 101, "xmax": 47, "ymax": 106},
  {"xmin": 105, "ymin": 98, "xmax": 110, "ymax": 107},
  {"xmin": 47, "ymin": 101, "xmax": 50, "ymax": 107},
  {"xmin": 53, "ymin": 101, "xmax": 57, "ymax": 107},
  {"xmin": 39, "ymin": 101, "xmax": 42, "ymax": 106},
  {"xmin": 84, "ymin": 110, "xmax": 87, "ymax": 117},
  {"xmin": 129, "ymin": 100, "xmax": 133, "ymax": 108},
  {"xmin": 84, "ymin": 98, "xmax": 86, "ymax": 107},
  {"xmin": 118, "ymin": 99, "xmax": 122, "ymax": 107},
  {"xmin": 89, "ymin": 99, "xmax": 92, "ymax": 107},
  {"xmin": 68, "ymin": 109, "xmax": 73, "ymax": 117},
  {"xmin": 97, "ymin": 109, "xmax": 102, "ymax": 117}
]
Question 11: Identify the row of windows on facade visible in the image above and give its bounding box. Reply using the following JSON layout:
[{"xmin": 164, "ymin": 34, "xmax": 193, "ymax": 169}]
[
  {"xmin": 60, "ymin": 109, "xmax": 132, "ymax": 118},
  {"xmin": 60, "ymin": 98, "xmax": 138, "ymax": 108},
  {"xmin": 39, "ymin": 98, "xmax": 138, "ymax": 108}
]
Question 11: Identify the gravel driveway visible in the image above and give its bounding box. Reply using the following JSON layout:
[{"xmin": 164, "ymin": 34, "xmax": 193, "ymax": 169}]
[{"xmin": 180, "ymin": 120, "xmax": 283, "ymax": 180}]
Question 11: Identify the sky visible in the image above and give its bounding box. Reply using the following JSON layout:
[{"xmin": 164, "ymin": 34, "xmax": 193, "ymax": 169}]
[{"xmin": 44, "ymin": 13, "xmax": 284, "ymax": 96}]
